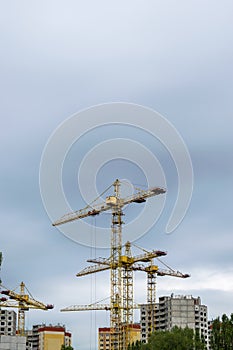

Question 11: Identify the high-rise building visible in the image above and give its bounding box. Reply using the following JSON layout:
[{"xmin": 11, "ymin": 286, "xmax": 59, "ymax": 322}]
[
  {"xmin": 27, "ymin": 324, "xmax": 71, "ymax": 350},
  {"xmin": 0, "ymin": 309, "xmax": 17, "ymax": 336},
  {"xmin": 140, "ymin": 295, "xmax": 209, "ymax": 349}
]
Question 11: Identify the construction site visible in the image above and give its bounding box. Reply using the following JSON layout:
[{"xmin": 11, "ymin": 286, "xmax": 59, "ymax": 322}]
[
  {"xmin": 0, "ymin": 179, "xmax": 214, "ymax": 350},
  {"xmin": 52, "ymin": 179, "xmax": 191, "ymax": 350}
]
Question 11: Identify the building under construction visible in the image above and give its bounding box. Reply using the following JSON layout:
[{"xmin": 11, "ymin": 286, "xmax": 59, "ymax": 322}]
[{"xmin": 140, "ymin": 294, "xmax": 209, "ymax": 347}]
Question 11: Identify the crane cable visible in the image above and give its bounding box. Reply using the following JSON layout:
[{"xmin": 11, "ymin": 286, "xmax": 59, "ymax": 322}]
[
  {"xmin": 84, "ymin": 183, "xmax": 113, "ymax": 211},
  {"xmin": 126, "ymin": 242, "xmax": 176, "ymax": 272},
  {"xmin": 94, "ymin": 216, "xmax": 97, "ymax": 350},
  {"xmin": 90, "ymin": 216, "xmax": 97, "ymax": 350},
  {"xmin": 155, "ymin": 257, "xmax": 176, "ymax": 272}
]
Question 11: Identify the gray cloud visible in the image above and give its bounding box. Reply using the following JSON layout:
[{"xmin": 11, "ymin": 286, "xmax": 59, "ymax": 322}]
[{"xmin": 0, "ymin": 1, "xmax": 233, "ymax": 349}]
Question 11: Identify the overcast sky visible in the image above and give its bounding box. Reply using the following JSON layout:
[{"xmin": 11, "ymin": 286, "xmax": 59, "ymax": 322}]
[{"xmin": 1, "ymin": 1, "xmax": 233, "ymax": 350}]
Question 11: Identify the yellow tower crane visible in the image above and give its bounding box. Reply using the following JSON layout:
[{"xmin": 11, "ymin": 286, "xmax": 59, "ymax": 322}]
[
  {"xmin": 64, "ymin": 241, "xmax": 189, "ymax": 348},
  {"xmin": 0, "ymin": 282, "xmax": 54, "ymax": 335},
  {"xmin": 53, "ymin": 179, "xmax": 166, "ymax": 350},
  {"xmin": 74, "ymin": 243, "xmax": 167, "ymax": 349},
  {"xmin": 131, "ymin": 254, "xmax": 190, "ymax": 336},
  {"xmin": 81, "ymin": 243, "xmax": 167, "ymax": 324}
]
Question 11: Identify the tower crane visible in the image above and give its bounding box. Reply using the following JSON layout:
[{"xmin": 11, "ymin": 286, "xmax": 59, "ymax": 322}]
[
  {"xmin": 61, "ymin": 242, "xmax": 189, "ymax": 349},
  {"xmin": 0, "ymin": 282, "xmax": 54, "ymax": 335},
  {"xmin": 72, "ymin": 241, "xmax": 189, "ymax": 344},
  {"xmin": 131, "ymin": 256, "xmax": 190, "ymax": 336},
  {"xmin": 53, "ymin": 179, "xmax": 166, "ymax": 350},
  {"xmin": 77, "ymin": 243, "xmax": 167, "ymax": 326},
  {"xmin": 74, "ymin": 243, "xmax": 167, "ymax": 350}
]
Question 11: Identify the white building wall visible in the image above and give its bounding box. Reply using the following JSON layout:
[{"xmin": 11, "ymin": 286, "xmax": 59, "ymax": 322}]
[{"xmin": 0, "ymin": 335, "xmax": 26, "ymax": 350}]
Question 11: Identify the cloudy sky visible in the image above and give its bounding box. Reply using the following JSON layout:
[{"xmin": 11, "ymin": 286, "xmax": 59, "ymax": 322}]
[{"xmin": 1, "ymin": 1, "xmax": 233, "ymax": 349}]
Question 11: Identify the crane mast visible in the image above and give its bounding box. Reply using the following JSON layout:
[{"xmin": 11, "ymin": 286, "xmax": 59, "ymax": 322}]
[{"xmin": 110, "ymin": 180, "xmax": 123, "ymax": 349}]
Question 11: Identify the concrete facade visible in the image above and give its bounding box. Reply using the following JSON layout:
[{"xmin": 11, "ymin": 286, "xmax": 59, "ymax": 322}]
[
  {"xmin": 140, "ymin": 295, "xmax": 209, "ymax": 349},
  {"xmin": 140, "ymin": 303, "xmax": 158, "ymax": 344},
  {"xmin": 0, "ymin": 335, "xmax": 26, "ymax": 350},
  {"xmin": 0, "ymin": 310, "xmax": 17, "ymax": 336},
  {"xmin": 26, "ymin": 325, "xmax": 44, "ymax": 350}
]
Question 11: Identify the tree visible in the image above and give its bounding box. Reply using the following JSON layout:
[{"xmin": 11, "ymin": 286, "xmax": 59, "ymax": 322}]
[
  {"xmin": 194, "ymin": 328, "xmax": 206, "ymax": 350},
  {"xmin": 128, "ymin": 326, "xmax": 206, "ymax": 350},
  {"xmin": 210, "ymin": 313, "xmax": 233, "ymax": 350},
  {"xmin": 142, "ymin": 326, "xmax": 195, "ymax": 350},
  {"xmin": 128, "ymin": 340, "xmax": 142, "ymax": 350},
  {"xmin": 61, "ymin": 345, "xmax": 74, "ymax": 350}
]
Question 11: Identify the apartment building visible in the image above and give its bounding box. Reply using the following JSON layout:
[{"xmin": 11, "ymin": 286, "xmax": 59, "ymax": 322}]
[
  {"xmin": 140, "ymin": 295, "xmax": 209, "ymax": 349},
  {"xmin": 98, "ymin": 328, "xmax": 111, "ymax": 350},
  {"xmin": 27, "ymin": 324, "xmax": 71, "ymax": 350},
  {"xmin": 0, "ymin": 309, "xmax": 17, "ymax": 336}
]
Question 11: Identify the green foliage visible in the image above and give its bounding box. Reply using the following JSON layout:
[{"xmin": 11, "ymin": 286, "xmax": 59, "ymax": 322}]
[
  {"xmin": 128, "ymin": 340, "xmax": 142, "ymax": 350},
  {"xmin": 61, "ymin": 345, "xmax": 74, "ymax": 350},
  {"xmin": 210, "ymin": 313, "xmax": 233, "ymax": 350},
  {"xmin": 194, "ymin": 328, "xmax": 206, "ymax": 350},
  {"xmin": 128, "ymin": 326, "xmax": 206, "ymax": 350},
  {"xmin": 144, "ymin": 326, "xmax": 195, "ymax": 350}
]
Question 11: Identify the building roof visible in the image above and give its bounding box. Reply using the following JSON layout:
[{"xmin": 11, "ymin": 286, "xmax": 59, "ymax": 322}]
[{"xmin": 38, "ymin": 326, "xmax": 65, "ymax": 333}]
